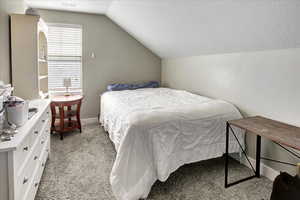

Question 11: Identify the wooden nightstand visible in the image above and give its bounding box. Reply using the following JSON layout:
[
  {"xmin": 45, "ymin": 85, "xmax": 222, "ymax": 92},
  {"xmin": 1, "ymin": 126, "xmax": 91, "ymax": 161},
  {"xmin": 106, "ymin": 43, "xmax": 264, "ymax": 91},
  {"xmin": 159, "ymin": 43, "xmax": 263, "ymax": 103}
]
[{"xmin": 50, "ymin": 95, "xmax": 84, "ymax": 140}]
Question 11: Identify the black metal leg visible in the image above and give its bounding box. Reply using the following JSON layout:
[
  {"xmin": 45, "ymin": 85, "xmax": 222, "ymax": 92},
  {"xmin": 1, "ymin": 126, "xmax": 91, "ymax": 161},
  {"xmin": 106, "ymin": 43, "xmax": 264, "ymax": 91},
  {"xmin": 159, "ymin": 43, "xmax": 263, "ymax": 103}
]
[
  {"xmin": 256, "ymin": 135, "xmax": 261, "ymax": 178},
  {"xmin": 225, "ymin": 122, "xmax": 229, "ymax": 188},
  {"xmin": 225, "ymin": 123, "xmax": 257, "ymax": 188},
  {"xmin": 225, "ymin": 122, "xmax": 299, "ymax": 188}
]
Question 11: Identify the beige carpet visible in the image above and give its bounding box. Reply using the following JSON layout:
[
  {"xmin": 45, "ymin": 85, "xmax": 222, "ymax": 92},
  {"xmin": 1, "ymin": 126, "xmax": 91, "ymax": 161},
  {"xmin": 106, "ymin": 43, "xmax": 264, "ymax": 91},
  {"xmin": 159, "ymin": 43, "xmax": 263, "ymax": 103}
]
[{"xmin": 35, "ymin": 123, "xmax": 273, "ymax": 200}]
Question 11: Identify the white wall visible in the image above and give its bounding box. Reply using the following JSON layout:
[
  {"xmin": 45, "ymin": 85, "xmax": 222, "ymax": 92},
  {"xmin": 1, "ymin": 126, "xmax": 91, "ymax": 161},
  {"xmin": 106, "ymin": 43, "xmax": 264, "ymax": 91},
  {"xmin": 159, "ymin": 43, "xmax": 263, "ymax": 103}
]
[{"xmin": 162, "ymin": 48, "xmax": 300, "ymax": 173}]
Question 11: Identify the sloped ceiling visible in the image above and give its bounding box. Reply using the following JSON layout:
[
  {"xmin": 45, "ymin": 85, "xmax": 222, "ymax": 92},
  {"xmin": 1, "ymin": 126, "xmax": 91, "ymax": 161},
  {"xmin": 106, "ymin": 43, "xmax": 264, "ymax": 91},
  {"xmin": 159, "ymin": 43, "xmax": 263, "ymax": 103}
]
[{"xmin": 26, "ymin": 0, "xmax": 300, "ymax": 58}]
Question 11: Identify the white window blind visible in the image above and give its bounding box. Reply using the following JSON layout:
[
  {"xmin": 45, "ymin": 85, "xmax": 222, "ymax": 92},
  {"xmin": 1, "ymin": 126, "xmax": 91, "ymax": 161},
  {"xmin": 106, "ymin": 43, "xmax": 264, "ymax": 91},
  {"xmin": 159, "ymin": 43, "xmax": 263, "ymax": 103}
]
[{"xmin": 47, "ymin": 24, "xmax": 82, "ymax": 91}]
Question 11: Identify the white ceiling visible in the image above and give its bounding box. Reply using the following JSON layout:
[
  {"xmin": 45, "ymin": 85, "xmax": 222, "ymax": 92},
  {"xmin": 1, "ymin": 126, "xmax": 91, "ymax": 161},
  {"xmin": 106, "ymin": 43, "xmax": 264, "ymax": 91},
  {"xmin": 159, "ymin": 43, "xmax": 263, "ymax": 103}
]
[
  {"xmin": 25, "ymin": 0, "xmax": 113, "ymax": 14},
  {"xmin": 26, "ymin": 0, "xmax": 300, "ymax": 58}
]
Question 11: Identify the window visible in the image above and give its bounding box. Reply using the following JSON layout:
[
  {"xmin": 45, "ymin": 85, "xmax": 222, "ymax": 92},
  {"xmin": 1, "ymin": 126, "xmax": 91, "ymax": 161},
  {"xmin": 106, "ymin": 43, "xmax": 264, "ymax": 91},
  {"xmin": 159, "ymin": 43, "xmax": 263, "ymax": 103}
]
[{"xmin": 47, "ymin": 23, "xmax": 82, "ymax": 93}]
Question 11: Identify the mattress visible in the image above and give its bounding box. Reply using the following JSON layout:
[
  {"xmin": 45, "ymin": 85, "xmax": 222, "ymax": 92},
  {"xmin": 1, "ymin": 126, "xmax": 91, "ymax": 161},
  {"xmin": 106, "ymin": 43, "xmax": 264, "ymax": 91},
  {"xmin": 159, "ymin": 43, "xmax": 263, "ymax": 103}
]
[{"xmin": 100, "ymin": 88, "xmax": 244, "ymax": 200}]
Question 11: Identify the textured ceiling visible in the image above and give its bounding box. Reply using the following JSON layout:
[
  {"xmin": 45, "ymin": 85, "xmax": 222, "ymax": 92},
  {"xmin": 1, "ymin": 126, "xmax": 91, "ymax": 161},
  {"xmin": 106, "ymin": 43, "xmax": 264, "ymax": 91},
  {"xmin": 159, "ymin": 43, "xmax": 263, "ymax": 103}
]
[{"xmin": 26, "ymin": 0, "xmax": 300, "ymax": 58}]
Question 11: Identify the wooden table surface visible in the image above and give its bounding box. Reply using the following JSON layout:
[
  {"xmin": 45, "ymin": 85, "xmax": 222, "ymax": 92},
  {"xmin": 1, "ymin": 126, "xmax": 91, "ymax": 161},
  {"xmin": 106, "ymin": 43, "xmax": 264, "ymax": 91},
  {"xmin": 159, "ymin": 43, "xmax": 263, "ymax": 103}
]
[
  {"xmin": 51, "ymin": 95, "xmax": 83, "ymax": 102},
  {"xmin": 229, "ymin": 116, "xmax": 300, "ymax": 151}
]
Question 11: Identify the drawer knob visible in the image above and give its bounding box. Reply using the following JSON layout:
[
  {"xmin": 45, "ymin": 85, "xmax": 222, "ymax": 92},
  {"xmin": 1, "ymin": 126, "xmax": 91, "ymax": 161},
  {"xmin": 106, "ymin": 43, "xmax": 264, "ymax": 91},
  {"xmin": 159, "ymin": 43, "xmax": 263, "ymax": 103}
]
[
  {"xmin": 23, "ymin": 146, "xmax": 29, "ymax": 151},
  {"xmin": 42, "ymin": 119, "xmax": 46, "ymax": 123},
  {"xmin": 34, "ymin": 156, "xmax": 38, "ymax": 160},
  {"xmin": 46, "ymin": 149, "xmax": 49, "ymax": 152},
  {"xmin": 23, "ymin": 177, "xmax": 29, "ymax": 184},
  {"xmin": 35, "ymin": 182, "xmax": 39, "ymax": 187},
  {"xmin": 34, "ymin": 131, "xmax": 39, "ymax": 135},
  {"xmin": 41, "ymin": 141, "xmax": 45, "ymax": 144},
  {"xmin": 42, "ymin": 163, "xmax": 45, "ymax": 167}
]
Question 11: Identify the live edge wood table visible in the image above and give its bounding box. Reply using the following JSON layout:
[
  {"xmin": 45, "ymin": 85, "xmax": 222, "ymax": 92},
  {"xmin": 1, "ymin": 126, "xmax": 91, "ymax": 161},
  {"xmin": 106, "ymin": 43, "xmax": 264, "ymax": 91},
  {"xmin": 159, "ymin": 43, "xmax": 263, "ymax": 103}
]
[
  {"xmin": 225, "ymin": 116, "xmax": 300, "ymax": 188},
  {"xmin": 50, "ymin": 95, "xmax": 84, "ymax": 140}
]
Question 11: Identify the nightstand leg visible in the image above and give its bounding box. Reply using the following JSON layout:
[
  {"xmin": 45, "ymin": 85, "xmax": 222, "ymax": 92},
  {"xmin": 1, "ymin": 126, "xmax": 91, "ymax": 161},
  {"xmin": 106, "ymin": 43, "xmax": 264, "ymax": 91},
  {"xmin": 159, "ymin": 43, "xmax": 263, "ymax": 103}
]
[
  {"xmin": 76, "ymin": 113, "xmax": 82, "ymax": 133},
  {"xmin": 51, "ymin": 115, "xmax": 55, "ymax": 135},
  {"xmin": 68, "ymin": 106, "xmax": 72, "ymax": 126},
  {"xmin": 59, "ymin": 106, "xmax": 64, "ymax": 140}
]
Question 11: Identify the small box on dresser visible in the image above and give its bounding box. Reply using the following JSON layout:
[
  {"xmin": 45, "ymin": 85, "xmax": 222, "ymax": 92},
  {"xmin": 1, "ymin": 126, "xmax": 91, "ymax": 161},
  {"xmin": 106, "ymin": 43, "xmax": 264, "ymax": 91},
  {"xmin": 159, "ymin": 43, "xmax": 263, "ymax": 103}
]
[{"xmin": 0, "ymin": 99, "xmax": 51, "ymax": 200}]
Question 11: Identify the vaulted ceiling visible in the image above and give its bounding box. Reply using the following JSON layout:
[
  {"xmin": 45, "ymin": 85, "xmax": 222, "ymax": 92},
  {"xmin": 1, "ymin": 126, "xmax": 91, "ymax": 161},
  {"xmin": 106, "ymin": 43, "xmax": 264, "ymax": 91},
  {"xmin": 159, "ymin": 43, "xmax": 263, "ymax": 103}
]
[{"xmin": 25, "ymin": 0, "xmax": 300, "ymax": 58}]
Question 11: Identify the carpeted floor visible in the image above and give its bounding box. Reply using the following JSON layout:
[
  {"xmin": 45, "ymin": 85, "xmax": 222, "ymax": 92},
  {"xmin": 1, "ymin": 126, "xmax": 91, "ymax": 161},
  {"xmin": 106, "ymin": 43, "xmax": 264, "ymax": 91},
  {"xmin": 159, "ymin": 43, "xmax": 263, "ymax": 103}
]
[{"xmin": 35, "ymin": 123, "xmax": 273, "ymax": 200}]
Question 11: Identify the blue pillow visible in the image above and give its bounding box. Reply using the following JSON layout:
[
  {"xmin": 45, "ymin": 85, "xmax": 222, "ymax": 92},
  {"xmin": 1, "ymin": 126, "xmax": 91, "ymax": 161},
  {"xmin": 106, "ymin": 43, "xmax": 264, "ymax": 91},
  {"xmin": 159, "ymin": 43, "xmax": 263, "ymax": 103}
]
[{"xmin": 107, "ymin": 81, "xmax": 159, "ymax": 91}]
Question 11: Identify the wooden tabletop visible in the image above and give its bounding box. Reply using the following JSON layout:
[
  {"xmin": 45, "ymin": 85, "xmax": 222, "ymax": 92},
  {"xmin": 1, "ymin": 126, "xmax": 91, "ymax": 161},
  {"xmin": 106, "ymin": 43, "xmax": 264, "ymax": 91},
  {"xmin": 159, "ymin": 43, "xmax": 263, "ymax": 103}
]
[
  {"xmin": 51, "ymin": 95, "xmax": 84, "ymax": 102},
  {"xmin": 228, "ymin": 116, "xmax": 300, "ymax": 151}
]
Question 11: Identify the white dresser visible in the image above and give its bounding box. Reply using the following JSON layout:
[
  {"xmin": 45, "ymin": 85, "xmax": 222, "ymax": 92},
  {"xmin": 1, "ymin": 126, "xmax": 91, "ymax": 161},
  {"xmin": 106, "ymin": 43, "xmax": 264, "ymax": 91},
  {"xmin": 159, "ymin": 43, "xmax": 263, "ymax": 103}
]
[{"xmin": 0, "ymin": 100, "xmax": 51, "ymax": 200}]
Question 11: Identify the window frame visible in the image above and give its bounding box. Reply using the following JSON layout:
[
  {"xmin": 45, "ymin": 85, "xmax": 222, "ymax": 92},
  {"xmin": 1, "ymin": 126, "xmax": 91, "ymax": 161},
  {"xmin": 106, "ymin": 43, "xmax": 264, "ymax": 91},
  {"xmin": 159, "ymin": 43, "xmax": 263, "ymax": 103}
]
[{"xmin": 47, "ymin": 23, "xmax": 83, "ymax": 95}]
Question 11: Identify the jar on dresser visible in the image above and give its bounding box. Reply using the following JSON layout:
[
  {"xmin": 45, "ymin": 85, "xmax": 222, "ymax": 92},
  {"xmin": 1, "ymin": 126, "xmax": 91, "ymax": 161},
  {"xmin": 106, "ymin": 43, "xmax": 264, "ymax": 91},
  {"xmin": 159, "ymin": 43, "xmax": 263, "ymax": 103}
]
[{"xmin": 0, "ymin": 99, "xmax": 51, "ymax": 200}]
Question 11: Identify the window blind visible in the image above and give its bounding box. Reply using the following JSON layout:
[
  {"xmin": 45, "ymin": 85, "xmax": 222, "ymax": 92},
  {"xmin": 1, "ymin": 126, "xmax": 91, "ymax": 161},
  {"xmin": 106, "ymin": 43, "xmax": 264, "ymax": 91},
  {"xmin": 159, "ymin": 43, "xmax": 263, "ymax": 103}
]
[{"xmin": 47, "ymin": 24, "xmax": 82, "ymax": 91}]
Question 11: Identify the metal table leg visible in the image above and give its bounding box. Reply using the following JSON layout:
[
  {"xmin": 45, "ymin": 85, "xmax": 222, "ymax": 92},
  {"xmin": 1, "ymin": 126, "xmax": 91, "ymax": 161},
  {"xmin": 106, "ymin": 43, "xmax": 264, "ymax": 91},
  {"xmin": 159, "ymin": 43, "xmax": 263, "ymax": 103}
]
[
  {"xmin": 225, "ymin": 122, "xmax": 229, "ymax": 187},
  {"xmin": 225, "ymin": 123, "xmax": 259, "ymax": 188},
  {"xmin": 256, "ymin": 135, "xmax": 261, "ymax": 178}
]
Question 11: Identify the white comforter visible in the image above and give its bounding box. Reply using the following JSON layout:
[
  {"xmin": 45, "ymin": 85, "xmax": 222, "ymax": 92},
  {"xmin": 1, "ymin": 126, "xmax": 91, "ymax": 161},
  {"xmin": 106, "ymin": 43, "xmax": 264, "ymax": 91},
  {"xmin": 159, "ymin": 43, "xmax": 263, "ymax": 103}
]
[{"xmin": 100, "ymin": 88, "xmax": 244, "ymax": 200}]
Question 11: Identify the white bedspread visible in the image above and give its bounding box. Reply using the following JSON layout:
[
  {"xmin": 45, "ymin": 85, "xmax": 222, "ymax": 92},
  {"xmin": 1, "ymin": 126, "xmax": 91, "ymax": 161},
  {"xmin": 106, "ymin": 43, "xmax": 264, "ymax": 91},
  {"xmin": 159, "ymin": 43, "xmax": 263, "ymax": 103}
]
[{"xmin": 100, "ymin": 88, "xmax": 244, "ymax": 200}]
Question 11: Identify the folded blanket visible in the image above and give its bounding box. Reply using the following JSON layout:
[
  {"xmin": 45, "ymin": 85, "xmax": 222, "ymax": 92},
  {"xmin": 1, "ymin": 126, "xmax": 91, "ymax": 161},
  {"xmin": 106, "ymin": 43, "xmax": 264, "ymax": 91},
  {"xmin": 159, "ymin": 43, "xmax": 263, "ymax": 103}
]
[{"xmin": 107, "ymin": 81, "xmax": 159, "ymax": 91}]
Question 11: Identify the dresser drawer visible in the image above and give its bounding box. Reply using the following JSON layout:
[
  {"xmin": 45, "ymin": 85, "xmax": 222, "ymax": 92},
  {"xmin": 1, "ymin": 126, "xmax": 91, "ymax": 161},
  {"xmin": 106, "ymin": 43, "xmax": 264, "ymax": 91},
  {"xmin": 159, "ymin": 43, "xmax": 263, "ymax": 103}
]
[
  {"xmin": 40, "ymin": 108, "xmax": 50, "ymax": 129},
  {"xmin": 15, "ymin": 149, "xmax": 39, "ymax": 200},
  {"xmin": 23, "ymin": 138, "xmax": 49, "ymax": 200},
  {"xmin": 42, "ymin": 107, "xmax": 51, "ymax": 126},
  {"xmin": 14, "ymin": 133, "xmax": 33, "ymax": 171},
  {"xmin": 36, "ymin": 136, "xmax": 50, "ymax": 189},
  {"xmin": 14, "ymin": 108, "xmax": 50, "ymax": 171},
  {"xmin": 31, "ymin": 117, "xmax": 50, "ymax": 165},
  {"xmin": 17, "ymin": 135, "xmax": 50, "ymax": 200},
  {"xmin": 23, "ymin": 161, "xmax": 42, "ymax": 200},
  {"xmin": 16, "ymin": 118, "xmax": 50, "ymax": 175},
  {"xmin": 15, "ymin": 122, "xmax": 50, "ymax": 199},
  {"xmin": 32, "ymin": 108, "xmax": 50, "ymax": 138},
  {"xmin": 23, "ymin": 171, "xmax": 40, "ymax": 200},
  {"xmin": 41, "ymin": 120, "xmax": 51, "ymax": 143}
]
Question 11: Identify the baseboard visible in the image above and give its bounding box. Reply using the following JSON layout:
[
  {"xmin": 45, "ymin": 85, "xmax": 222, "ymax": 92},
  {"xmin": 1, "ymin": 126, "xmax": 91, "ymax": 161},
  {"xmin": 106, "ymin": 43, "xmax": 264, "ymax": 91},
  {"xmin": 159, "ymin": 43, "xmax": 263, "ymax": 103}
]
[
  {"xmin": 239, "ymin": 155, "xmax": 279, "ymax": 181},
  {"xmin": 81, "ymin": 117, "xmax": 98, "ymax": 125}
]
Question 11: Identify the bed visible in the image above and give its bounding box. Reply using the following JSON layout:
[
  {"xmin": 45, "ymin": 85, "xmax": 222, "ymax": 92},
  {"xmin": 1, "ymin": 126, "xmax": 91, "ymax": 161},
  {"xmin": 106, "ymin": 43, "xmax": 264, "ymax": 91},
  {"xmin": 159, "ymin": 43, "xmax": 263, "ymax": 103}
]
[{"xmin": 100, "ymin": 88, "xmax": 244, "ymax": 200}]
